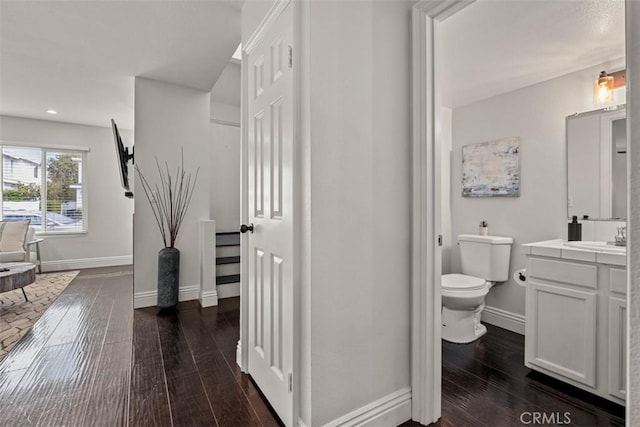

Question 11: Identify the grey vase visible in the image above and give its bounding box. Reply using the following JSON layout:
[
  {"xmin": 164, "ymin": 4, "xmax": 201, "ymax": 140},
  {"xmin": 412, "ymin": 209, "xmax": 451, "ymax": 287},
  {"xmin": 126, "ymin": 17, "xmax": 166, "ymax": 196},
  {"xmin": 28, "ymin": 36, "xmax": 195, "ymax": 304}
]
[{"xmin": 157, "ymin": 247, "xmax": 180, "ymax": 310}]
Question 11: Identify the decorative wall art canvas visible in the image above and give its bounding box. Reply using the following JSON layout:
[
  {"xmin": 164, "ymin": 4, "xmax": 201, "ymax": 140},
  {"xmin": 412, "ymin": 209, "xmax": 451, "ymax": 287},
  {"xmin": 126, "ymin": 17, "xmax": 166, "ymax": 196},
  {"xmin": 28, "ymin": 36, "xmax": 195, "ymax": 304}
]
[{"xmin": 462, "ymin": 137, "xmax": 521, "ymax": 197}]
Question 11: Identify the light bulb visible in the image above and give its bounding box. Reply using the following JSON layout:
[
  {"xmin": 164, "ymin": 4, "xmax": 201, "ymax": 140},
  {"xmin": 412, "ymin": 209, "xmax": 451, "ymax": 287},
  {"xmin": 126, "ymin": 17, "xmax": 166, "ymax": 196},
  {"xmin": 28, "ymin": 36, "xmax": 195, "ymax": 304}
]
[
  {"xmin": 594, "ymin": 72, "xmax": 614, "ymax": 104},
  {"xmin": 597, "ymin": 84, "xmax": 611, "ymax": 103}
]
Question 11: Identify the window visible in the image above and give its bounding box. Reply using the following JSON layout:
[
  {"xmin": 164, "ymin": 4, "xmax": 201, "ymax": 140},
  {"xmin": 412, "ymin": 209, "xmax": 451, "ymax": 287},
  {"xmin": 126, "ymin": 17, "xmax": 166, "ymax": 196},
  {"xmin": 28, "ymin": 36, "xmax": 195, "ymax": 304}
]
[{"xmin": 1, "ymin": 146, "xmax": 86, "ymax": 233}]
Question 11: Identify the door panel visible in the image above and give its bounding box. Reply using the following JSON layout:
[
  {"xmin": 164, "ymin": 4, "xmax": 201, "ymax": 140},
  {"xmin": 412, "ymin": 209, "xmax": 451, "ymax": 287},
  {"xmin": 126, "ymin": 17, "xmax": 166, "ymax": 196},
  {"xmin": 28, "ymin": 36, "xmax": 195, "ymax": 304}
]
[
  {"xmin": 525, "ymin": 280, "xmax": 597, "ymax": 387},
  {"xmin": 246, "ymin": 3, "xmax": 294, "ymax": 426}
]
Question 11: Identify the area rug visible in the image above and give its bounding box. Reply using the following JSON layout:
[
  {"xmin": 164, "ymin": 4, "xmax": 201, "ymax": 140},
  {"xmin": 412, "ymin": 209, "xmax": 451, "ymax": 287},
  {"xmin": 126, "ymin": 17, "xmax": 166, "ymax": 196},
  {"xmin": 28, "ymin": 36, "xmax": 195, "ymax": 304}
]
[{"xmin": 0, "ymin": 270, "xmax": 80, "ymax": 361}]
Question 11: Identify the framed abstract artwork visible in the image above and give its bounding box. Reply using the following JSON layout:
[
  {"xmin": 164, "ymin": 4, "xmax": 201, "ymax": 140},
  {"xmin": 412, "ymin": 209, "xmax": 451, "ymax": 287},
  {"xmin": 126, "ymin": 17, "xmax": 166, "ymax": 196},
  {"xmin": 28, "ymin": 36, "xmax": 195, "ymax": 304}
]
[{"xmin": 462, "ymin": 137, "xmax": 521, "ymax": 197}]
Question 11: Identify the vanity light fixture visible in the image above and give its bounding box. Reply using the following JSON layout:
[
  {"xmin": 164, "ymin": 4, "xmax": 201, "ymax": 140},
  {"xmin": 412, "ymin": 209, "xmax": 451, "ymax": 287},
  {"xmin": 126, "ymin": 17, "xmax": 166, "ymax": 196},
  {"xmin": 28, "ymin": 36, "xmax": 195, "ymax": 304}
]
[
  {"xmin": 46, "ymin": 109, "xmax": 58, "ymax": 115},
  {"xmin": 594, "ymin": 70, "xmax": 625, "ymax": 104}
]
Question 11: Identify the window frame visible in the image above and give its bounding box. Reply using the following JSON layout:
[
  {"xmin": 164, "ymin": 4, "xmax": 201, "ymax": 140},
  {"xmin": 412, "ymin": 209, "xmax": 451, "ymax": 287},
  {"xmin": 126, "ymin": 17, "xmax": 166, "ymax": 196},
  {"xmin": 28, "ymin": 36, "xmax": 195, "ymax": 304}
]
[{"xmin": 0, "ymin": 142, "xmax": 89, "ymax": 236}]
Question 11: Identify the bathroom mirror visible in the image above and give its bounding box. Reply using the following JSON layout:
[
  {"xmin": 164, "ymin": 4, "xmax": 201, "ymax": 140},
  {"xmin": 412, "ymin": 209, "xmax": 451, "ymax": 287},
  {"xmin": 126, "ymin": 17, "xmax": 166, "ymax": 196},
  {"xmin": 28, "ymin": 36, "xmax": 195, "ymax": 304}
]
[{"xmin": 567, "ymin": 105, "xmax": 626, "ymax": 220}]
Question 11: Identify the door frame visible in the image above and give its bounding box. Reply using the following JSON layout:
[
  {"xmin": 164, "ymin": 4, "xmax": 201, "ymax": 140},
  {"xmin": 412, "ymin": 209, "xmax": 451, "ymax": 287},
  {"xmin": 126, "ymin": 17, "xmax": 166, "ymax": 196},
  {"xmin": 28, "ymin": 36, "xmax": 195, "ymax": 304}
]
[
  {"xmin": 413, "ymin": 0, "xmax": 640, "ymax": 424},
  {"xmin": 410, "ymin": 1, "xmax": 474, "ymax": 424},
  {"xmin": 627, "ymin": 0, "xmax": 640, "ymax": 418},
  {"xmin": 239, "ymin": 1, "xmax": 301, "ymax": 426}
]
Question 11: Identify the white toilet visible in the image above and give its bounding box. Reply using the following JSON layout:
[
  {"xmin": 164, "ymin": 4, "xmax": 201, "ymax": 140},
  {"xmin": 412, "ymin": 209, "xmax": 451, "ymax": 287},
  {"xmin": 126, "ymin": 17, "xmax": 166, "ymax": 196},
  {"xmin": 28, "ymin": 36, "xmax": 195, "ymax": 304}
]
[{"xmin": 441, "ymin": 234, "xmax": 513, "ymax": 344}]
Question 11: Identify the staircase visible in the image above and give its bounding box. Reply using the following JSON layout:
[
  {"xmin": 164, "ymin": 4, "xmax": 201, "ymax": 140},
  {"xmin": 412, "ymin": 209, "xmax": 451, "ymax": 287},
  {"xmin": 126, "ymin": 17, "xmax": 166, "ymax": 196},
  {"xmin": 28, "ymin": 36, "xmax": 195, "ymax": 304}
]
[{"xmin": 216, "ymin": 232, "xmax": 240, "ymax": 298}]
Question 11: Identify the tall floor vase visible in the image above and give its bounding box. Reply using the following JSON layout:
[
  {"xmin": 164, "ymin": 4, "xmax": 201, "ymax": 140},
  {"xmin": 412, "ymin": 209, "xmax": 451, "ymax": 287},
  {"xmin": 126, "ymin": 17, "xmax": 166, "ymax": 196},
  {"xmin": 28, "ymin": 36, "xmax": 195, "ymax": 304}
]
[{"xmin": 157, "ymin": 247, "xmax": 180, "ymax": 310}]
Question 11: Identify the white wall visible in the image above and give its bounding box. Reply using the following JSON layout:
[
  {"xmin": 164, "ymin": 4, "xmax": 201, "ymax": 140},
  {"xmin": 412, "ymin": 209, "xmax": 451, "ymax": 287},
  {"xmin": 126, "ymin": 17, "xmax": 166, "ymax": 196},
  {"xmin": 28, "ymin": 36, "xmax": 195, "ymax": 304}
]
[
  {"xmin": 627, "ymin": 1, "xmax": 640, "ymax": 420},
  {"xmin": 0, "ymin": 115, "xmax": 133, "ymax": 269},
  {"xmin": 211, "ymin": 62, "xmax": 241, "ymax": 109},
  {"xmin": 441, "ymin": 108, "xmax": 453, "ymax": 274},
  {"xmin": 210, "ymin": 119, "xmax": 240, "ymax": 232},
  {"xmin": 450, "ymin": 62, "xmax": 626, "ymax": 317},
  {"xmin": 304, "ymin": 1, "xmax": 413, "ymax": 425},
  {"xmin": 133, "ymin": 77, "xmax": 210, "ymax": 307},
  {"xmin": 242, "ymin": 0, "xmax": 274, "ymax": 44},
  {"xmin": 211, "ymin": 102, "xmax": 240, "ymax": 125},
  {"xmin": 210, "ymin": 62, "xmax": 241, "ymax": 232}
]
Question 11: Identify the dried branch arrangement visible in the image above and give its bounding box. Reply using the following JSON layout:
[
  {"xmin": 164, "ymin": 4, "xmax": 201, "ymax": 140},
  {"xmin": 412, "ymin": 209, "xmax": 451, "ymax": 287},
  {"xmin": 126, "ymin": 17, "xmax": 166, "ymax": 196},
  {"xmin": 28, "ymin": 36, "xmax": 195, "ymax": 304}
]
[{"xmin": 136, "ymin": 150, "xmax": 199, "ymax": 248}]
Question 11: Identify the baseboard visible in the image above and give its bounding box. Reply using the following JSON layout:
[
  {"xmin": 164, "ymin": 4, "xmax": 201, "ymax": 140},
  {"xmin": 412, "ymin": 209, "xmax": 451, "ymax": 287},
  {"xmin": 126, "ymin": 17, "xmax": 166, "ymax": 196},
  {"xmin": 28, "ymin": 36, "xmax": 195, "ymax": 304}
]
[
  {"xmin": 199, "ymin": 289, "xmax": 218, "ymax": 308},
  {"xmin": 133, "ymin": 285, "xmax": 201, "ymax": 309},
  {"xmin": 178, "ymin": 285, "xmax": 200, "ymax": 302},
  {"xmin": 218, "ymin": 282, "xmax": 240, "ymax": 299},
  {"xmin": 322, "ymin": 387, "xmax": 412, "ymax": 427},
  {"xmin": 236, "ymin": 340, "xmax": 242, "ymax": 368},
  {"xmin": 41, "ymin": 255, "xmax": 132, "ymax": 272},
  {"xmin": 133, "ymin": 291, "xmax": 157, "ymax": 309},
  {"xmin": 482, "ymin": 305, "xmax": 525, "ymax": 335}
]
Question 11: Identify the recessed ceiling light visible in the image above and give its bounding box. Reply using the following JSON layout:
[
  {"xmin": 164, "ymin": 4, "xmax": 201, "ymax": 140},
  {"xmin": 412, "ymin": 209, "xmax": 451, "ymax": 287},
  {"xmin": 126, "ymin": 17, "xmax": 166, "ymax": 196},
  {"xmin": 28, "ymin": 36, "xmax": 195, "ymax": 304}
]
[{"xmin": 46, "ymin": 110, "xmax": 57, "ymax": 115}]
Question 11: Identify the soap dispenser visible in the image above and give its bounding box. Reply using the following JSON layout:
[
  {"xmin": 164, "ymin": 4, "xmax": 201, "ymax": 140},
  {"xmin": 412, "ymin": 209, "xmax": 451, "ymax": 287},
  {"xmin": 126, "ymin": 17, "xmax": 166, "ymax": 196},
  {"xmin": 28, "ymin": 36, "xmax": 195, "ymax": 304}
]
[
  {"xmin": 568, "ymin": 216, "xmax": 582, "ymax": 241},
  {"xmin": 479, "ymin": 220, "xmax": 489, "ymax": 236}
]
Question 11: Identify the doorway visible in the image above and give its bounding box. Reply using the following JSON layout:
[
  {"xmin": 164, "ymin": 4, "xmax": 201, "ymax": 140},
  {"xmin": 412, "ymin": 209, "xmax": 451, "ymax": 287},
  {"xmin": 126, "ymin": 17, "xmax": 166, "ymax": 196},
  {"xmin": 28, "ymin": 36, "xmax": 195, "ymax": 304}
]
[{"xmin": 412, "ymin": 0, "xmax": 637, "ymax": 424}]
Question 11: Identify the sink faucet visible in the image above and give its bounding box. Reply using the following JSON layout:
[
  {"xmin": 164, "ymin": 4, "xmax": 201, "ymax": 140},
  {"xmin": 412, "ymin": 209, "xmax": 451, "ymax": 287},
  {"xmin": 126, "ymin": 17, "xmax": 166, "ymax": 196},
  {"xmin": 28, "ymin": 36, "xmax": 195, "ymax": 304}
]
[{"xmin": 614, "ymin": 226, "xmax": 627, "ymax": 247}]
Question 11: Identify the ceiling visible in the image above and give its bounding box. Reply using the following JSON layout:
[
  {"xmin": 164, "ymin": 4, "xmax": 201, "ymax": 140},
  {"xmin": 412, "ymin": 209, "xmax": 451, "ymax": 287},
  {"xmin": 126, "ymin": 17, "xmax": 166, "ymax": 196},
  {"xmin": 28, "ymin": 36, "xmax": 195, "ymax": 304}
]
[
  {"xmin": 0, "ymin": 0, "xmax": 626, "ymax": 128},
  {"xmin": 439, "ymin": 0, "xmax": 625, "ymax": 108},
  {"xmin": 0, "ymin": 0, "xmax": 243, "ymax": 130}
]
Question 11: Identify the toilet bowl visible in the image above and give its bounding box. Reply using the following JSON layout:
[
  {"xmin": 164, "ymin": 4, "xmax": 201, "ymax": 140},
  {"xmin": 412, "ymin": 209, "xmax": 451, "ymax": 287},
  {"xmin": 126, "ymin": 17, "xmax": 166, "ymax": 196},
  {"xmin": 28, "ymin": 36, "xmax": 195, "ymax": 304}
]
[
  {"xmin": 441, "ymin": 274, "xmax": 492, "ymax": 343},
  {"xmin": 441, "ymin": 234, "xmax": 513, "ymax": 344}
]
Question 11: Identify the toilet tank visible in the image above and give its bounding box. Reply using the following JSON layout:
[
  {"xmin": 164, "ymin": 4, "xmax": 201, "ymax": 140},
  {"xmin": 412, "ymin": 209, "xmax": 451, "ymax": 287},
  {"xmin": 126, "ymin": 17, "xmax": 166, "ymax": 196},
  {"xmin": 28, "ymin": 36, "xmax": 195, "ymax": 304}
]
[{"xmin": 458, "ymin": 234, "xmax": 513, "ymax": 282}]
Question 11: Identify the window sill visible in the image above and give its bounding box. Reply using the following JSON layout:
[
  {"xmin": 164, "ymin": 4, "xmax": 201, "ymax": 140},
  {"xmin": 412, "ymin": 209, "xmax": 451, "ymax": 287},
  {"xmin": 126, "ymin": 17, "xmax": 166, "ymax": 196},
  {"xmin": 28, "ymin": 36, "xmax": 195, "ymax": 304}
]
[{"xmin": 35, "ymin": 230, "xmax": 88, "ymax": 238}]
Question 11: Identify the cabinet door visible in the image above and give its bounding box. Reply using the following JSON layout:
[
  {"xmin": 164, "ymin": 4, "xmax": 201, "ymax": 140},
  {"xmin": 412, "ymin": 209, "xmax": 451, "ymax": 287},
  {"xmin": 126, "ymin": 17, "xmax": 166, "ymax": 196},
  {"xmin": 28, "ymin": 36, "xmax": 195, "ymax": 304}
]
[
  {"xmin": 608, "ymin": 297, "xmax": 627, "ymax": 400},
  {"xmin": 525, "ymin": 280, "xmax": 597, "ymax": 387}
]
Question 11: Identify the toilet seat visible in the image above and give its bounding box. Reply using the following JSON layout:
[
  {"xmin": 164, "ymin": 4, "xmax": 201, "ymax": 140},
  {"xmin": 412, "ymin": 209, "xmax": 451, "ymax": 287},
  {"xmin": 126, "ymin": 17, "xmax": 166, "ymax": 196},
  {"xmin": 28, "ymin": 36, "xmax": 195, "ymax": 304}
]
[{"xmin": 441, "ymin": 273, "xmax": 486, "ymax": 291}]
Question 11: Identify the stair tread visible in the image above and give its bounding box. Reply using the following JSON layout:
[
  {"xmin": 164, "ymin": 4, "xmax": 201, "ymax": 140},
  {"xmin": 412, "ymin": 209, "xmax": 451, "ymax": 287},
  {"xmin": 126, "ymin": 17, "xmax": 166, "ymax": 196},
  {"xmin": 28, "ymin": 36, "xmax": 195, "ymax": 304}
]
[
  {"xmin": 216, "ymin": 256, "xmax": 240, "ymax": 265},
  {"xmin": 217, "ymin": 274, "xmax": 240, "ymax": 285}
]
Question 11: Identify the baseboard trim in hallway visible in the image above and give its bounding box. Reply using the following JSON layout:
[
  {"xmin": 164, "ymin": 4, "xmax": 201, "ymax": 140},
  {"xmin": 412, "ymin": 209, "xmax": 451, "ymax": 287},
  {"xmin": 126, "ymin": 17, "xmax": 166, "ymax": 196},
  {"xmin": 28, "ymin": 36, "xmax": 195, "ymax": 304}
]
[
  {"xmin": 322, "ymin": 387, "xmax": 412, "ymax": 427},
  {"xmin": 41, "ymin": 255, "xmax": 133, "ymax": 272},
  {"xmin": 133, "ymin": 285, "xmax": 200, "ymax": 308}
]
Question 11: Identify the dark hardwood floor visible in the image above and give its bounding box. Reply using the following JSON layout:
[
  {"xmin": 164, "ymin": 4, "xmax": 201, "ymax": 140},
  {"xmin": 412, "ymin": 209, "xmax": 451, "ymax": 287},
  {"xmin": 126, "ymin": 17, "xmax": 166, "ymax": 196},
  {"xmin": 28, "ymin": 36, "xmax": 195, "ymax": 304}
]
[
  {"xmin": 131, "ymin": 299, "xmax": 283, "ymax": 427},
  {"xmin": 0, "ymin": 265, "xmax": 282, "ymax": 427},
  {"xmin": 402, "ymin": 325, "xmax": 625, "ymax": 427},
  {"xmin": 0, "ymin": 266, "xmax": 134, "ymax": 426},
  {"xmin": 0, "ymin": 265, "xmax": 626, "ymax": 426}
]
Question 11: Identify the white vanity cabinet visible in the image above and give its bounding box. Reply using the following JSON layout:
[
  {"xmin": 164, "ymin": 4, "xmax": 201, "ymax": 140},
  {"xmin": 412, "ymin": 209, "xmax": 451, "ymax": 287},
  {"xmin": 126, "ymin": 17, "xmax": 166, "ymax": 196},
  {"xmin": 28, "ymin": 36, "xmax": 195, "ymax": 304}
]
[{"xmin": 523, "ymin": 241, "xmax": 626, "ymax": 405}]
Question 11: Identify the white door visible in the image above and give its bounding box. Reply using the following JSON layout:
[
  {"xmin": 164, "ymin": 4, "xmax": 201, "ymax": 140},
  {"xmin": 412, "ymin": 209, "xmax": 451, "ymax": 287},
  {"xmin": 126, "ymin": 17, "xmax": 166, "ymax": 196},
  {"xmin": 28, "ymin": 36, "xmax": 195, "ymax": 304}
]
[{"xmin": 246, "ymin": 3, "xmax": 294, "ymax": 426}]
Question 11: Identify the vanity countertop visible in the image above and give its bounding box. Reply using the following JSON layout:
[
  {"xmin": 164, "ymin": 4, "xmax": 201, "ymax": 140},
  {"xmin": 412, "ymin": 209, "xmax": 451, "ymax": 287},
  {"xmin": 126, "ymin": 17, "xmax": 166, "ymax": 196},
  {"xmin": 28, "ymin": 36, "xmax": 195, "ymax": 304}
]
[{"xmin": 522, "ymin": 239, "xmax": 626, "ymax": 266}]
